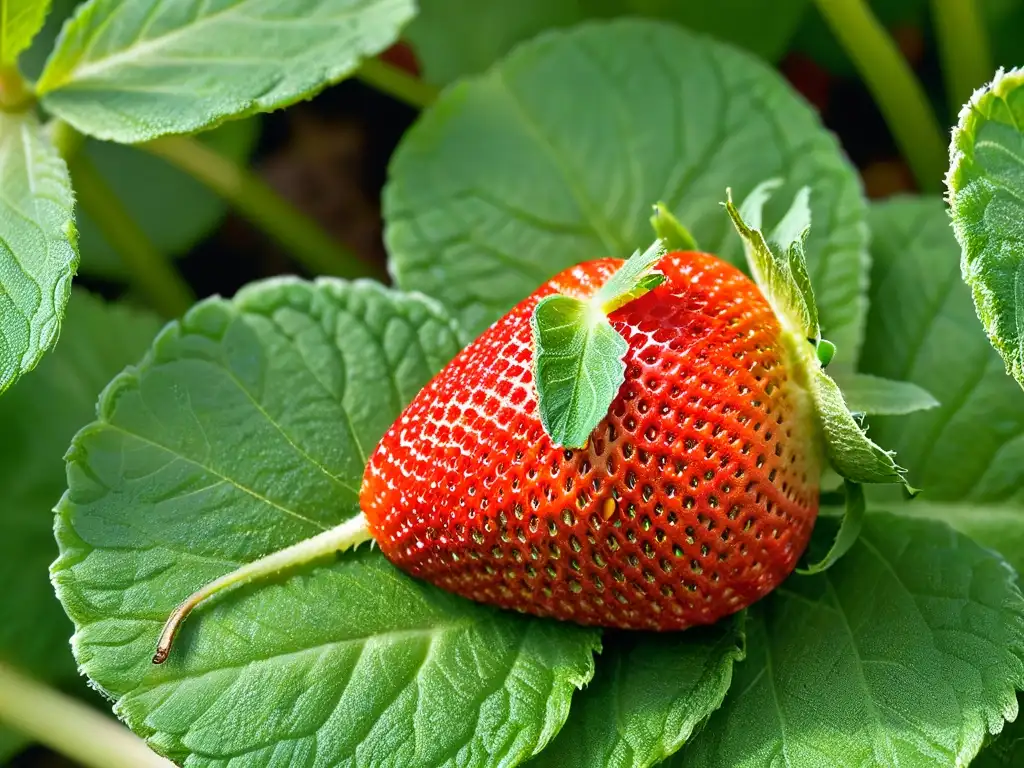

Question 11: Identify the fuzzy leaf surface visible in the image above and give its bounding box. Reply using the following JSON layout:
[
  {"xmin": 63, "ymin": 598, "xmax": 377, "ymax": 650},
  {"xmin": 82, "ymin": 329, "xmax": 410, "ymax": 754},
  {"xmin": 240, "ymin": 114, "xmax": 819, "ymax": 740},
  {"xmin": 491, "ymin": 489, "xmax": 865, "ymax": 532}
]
[
  {"xmin": 0, "ymin": 291, "xmax": 160, "ymax": 682},
  {"xmin": 386, "ymin": 19, "xmax": 869, "ymax": 362},
  {"xmin": 51, "ymin": 278, "xmax": 601, "ymax": 767},
  {"xmin": 528, "ymin": 617, "xmax": 744, "ymax": 768},
  {"xmin": 948, "ymin": 68, "xmax": 1024, "ymax": 391},
  {"xmin": 405, "ymin": 0, "xmax": 809, "ymax": 85},
  {"xmin": 0, "ymin": 108, "xmax": 77, "ymax": 395},
  {"xmin": 679, "ymin": 513, "xmax": 1024, "ymax": 767},
  {"xmin": 37, "ymin": 0, "xmax": 415, "ymax": 142}
]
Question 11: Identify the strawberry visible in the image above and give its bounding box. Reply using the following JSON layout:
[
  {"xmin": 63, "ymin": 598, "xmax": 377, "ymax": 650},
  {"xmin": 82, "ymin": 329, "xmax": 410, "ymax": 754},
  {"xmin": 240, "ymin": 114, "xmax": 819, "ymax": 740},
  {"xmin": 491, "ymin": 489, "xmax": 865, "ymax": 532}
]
[
  {"xmin": 154, "ymin": 188, "xmax": 911, "ymax": 665},
  {"xmin": 359, "ymin": 251, "xmax": 820, "ymax": 631}
]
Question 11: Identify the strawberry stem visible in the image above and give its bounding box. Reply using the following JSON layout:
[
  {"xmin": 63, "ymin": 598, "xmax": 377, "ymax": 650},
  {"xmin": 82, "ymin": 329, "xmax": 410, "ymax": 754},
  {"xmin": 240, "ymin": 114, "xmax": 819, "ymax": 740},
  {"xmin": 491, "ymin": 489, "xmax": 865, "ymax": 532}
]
[{"xmin": 153, "ymin": 513, "xmax": 373, "ymax": 664}]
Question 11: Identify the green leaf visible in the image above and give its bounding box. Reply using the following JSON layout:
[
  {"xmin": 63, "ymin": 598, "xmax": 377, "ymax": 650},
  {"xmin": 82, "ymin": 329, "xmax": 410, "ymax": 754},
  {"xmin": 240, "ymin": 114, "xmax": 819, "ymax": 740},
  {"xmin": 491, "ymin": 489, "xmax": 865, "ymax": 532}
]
[
  {"xmin": 975, "ymin": 695, "xmax": 1024, "ymax": 767},
  {"xmin": 529, "ymin": 617, "xmax": 745, "ymax": 768},
  {"xmin": 810, "ymin": 367, "xmax": 907, "ymax": 486},
  {"xmin": 532, "ymin": 294, "xmax": 627, "ymax": 448},
  {"xmin": 0, "ymin": 108, "xmax": 78, "ymax": 396},
  {"xmin": 797, "ymin": 480, "xmax": 864, "ymax": 574},
  {"xmin": 649, "ymin": 203, "xmax": 698, "ymax": 251},
  {"xmin": 727, "ymin": 181, "xmax": 819, "ymax": 341},
  {"xmin": 17, "ymin": 0, "xmax": 259, "ymax": 279},
  {"xmin": 860, "ymin": 198, "xmax": 1024, "ymax": 502},
  {"xmin": 386, "ymin": 19, "xmax": 870, "ymax": 360},
  {"xmin": 947, "ymin": 67, "xmax": 1024, "ymax": 391},
  {"xmin": 36, "ymin": 0, "xmax": 415, "ymax": 143},
  {"xmin": 0, "ymin": 0, "xmax": 51, "ymax": 64},
  {"xmin": 829, "ymin": 371, "xmax": 940, "ymax": 415},
  {"xmin": 52, "ymin": 278, "xmax": 601, "ymax": 766},
  {"xmin": 405, "ymin": 0, "xmax": 809, "ymax": 85},
  {"xmin": 0, "ymin": 291, "xmax": 160, "ymax": 684},
  {"xmin": 678, "ymin": 512, "xmax": 1024, "ymax": 767}
]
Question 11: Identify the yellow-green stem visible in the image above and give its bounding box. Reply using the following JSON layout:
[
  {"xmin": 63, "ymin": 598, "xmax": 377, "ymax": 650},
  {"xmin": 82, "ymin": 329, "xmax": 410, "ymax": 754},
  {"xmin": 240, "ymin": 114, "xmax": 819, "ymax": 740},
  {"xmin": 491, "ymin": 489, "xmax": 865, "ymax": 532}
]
[
  {"xmin": 813, "ymin": 0, "xmax": 947, "ymax": 192},
  {"xmin": 931, "ymin": 0, "xmax": 992, "ymax": 115},
  {"xmin": 356, "ymin": 57, "xmax": 439, "ymax": 109},
  {"xmin": 71, "ymin": 154, "xmax": 195, "ymax": 317},
  {"xmin": 155, "ymin": 513, "xmax": 373, "ymax": 664},
  {"xmin": 0, "ymin": 664, "xmax": 172, "ymax": 768},
  {"xmin": 144, "ymin": 135, "xmax": 383, "ymax": 280}
]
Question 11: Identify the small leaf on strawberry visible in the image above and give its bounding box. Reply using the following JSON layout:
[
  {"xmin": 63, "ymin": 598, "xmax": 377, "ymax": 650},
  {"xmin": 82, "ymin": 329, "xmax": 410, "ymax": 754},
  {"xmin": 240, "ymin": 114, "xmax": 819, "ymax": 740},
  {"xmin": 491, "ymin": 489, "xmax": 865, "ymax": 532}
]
[
  {"xmin": 531, "ymin": 239, "xmax": 667, "ymax": 448},
  {"xmin": 531, "ymin": 294, "xmax": 629, "ymax": 449}
]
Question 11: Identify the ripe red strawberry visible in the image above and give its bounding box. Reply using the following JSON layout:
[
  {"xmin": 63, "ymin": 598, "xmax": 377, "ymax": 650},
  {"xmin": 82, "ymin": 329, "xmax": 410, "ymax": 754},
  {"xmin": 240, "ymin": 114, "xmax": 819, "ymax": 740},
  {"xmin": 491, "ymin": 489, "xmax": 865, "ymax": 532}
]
[{"xmin": 360, "ymin": 251, "xmax": 821, "ymax": 631}]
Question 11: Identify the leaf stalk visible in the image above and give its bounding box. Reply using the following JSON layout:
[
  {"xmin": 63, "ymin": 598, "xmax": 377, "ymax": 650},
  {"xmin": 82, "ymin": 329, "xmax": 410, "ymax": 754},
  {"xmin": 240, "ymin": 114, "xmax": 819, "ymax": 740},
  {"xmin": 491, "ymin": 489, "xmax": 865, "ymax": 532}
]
[
  {"xmin": 0, "ymin": 663, "xmax": 172, "ymax": 768},
  {"xmin": 356, "ymin": 56, "xmax": 439, "ymax": 109},
  {"xmin": 154, "ymin": 513, "xmax": 374, "ymax": 664},
  {"xmin": 930, "ymin": 0, "xmax": 992, "ymax": 116},
  {"xmin": 70, "ymin": 154, "xmax": 195, "ymax": 317},
  {"xmin": 143, "ymin": 134, "xmax": 385, "ymax": 281},
  {"xmin": 812, "ymin": 0, "xmax": 947, "ymax": 191}
]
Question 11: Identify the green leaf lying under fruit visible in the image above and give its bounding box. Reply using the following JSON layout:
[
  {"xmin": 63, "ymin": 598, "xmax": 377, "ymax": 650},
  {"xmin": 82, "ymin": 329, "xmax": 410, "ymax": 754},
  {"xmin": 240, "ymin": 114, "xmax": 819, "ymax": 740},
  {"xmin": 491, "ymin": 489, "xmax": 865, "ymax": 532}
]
[{"xmin": 137, "ymin": 184, "xmax": 923, "ymax": 666}]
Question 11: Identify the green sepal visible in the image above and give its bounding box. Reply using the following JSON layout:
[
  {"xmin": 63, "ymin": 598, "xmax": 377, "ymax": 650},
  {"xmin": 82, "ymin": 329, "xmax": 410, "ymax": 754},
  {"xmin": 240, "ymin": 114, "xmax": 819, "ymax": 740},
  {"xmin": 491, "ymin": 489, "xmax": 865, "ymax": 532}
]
[
  {"xmin": 797, "ymin": 480, "xmax": 864, "ymax": 575},
  {"xmin": 725, "ymin": 181, "xmax": 819, "ymax": 341},
  {"xmin": 810, "ymin": 367, "xmax": 910, "ymax": 488},
  {"xmin": 650, "ymin": 202, "xmax": 699, "ymax": 251}
]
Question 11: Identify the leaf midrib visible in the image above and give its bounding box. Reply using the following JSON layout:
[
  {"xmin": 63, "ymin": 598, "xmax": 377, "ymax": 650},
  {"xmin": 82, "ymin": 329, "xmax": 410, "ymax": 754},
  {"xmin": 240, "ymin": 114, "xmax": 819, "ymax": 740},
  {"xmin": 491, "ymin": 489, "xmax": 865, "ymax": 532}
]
[{"xmin": 40, "ymin": 0, "xmax": 368, "ymax": 91}]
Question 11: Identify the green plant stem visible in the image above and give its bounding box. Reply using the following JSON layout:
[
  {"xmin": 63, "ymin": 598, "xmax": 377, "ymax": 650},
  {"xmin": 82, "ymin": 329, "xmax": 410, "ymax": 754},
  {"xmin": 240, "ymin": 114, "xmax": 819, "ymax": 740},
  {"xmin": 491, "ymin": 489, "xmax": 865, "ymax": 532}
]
[
  {"xmin": 71, "ymin": 154, "xmax": 195, "ymax": 317},
  {"xmin": 931, "ymin": 0, "xmax": 992, "ymax": 115},
  {"xmin": 154, "ymin": 513, "xmax": 373, "ymax": 664},
  {"xmin": 0, "ymin": 664, "xmax": 172, "ymax": 768},
  {"xmin": 144, "ymin": 135, "xmax": 383, "ymax": 280},
  {"xmin": 813, "ymin": 0, "xmax": 947, "ymax": 192},
  {"xmin": 356, "ymin": 57, "xmax": 439, "ymax": 109}
]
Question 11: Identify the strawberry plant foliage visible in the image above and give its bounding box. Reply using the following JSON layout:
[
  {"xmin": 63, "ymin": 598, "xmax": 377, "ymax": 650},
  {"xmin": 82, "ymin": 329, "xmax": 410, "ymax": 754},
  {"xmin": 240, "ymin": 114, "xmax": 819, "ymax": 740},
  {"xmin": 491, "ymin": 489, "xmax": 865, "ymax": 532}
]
[
  {"xmin": 947, "ymin": 67, "xmax": 1024, "ymax": 392},
  {"xmin": 0, "ymin": 108, "xmax": 78, "ymax": 396},
  {"xmin": 528, "ymin": 616, "xmax": 745, "ymax": 768},
  {"xmin": 386, "ymin": 19, "xmax": 870, "ymax": 362},
  {"xmin": 0, "ymin": 0, "xmax": 51, "ymax": 64},
  {"xmin": 677, "ymin": 513, "xmax": 1024, "ymax": 767},
  {"xmin": 52, "ymin": 278, "xmax": 601, "ymax": 767},
  {"xmin": 405, "ymin": 0, "xmax": 809, "ymax": 86},
  {"xmin": 35, "ymin": 0, "xmax": 416, "ymax": 143},
  {"xmin": 0, "ymin": 292, "xmax": 160, "ymax": 684}
]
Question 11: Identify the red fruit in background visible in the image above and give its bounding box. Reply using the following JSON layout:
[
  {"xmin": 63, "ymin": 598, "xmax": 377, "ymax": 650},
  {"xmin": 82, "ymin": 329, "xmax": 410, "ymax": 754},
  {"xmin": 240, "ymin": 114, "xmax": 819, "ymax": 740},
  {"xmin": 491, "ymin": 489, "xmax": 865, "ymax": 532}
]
[{"xmin": 361, "ymin": 251, "xmax": 821, "ymax": 631}]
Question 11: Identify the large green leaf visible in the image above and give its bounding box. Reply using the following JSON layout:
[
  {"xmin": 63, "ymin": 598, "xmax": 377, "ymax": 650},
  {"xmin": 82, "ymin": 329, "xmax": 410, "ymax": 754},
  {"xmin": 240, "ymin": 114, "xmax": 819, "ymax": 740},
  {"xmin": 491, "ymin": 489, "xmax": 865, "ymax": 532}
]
[
  {"xmin": 677, "ymin": 512, "xmax": 1024, "ymax": 767},
  {"xmin": 0, "ymin": 291, "xmax": 160, "ymax": 682},
  {"xmin": 36, "ymin": 0, "xmax": 415, "ymax": 143},
  {"xmin": 861, "ymin": 197, "xmax": 1024, "ymax": 501},
  {"xmin": 0, "ymin": 0, "xmax": 51, "ymax": 64},
  {"xmin": 20, "ymin": 0, "xmax": 259, "ymax": 279},
  {"xmin": 529, "ymin": 618, "xmax": 744, "ymax": 768},
  {"xmin": 947, "ymin": 67, "xmax": 1024, "ymax": 392},
  {"xmin": 52, "ymin": 278, "xmax": 601, "ymax": 767},
  {"xmin": 405, "ymin": 0, "xmax": 809, "ymax": 85},
  {"xmin": 0, "ymin": 108, "xmax": 77, "ymax": 396},
  {"xmin": 386, "ymin": 19, "xmax": 869, "ymax": 365}
]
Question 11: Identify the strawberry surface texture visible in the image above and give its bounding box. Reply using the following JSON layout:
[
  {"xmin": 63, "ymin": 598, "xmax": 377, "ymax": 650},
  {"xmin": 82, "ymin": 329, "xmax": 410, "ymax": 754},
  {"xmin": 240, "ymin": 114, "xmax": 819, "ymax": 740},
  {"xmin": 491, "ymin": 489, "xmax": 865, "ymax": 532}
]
[{"xmin": 361, "ymin": 252, "xmax": 821, "ymax": 630}]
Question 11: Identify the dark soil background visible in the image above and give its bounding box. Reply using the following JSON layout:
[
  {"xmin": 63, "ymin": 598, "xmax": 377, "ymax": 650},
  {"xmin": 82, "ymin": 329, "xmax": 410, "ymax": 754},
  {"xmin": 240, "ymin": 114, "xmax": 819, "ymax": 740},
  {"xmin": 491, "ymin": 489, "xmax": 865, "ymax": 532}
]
[{"xmin": 13, "ymin": 20, "xmax": 936, "ymax": 768}]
